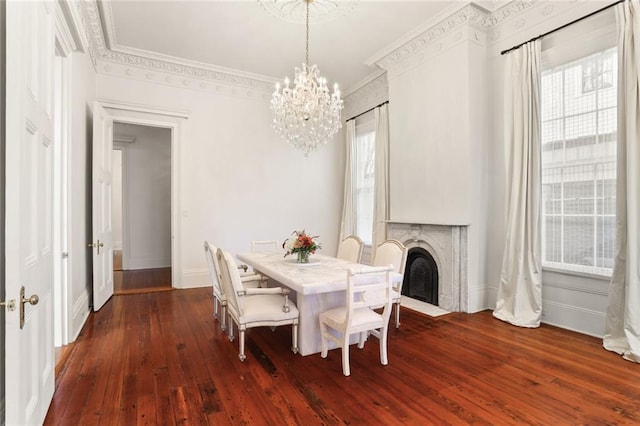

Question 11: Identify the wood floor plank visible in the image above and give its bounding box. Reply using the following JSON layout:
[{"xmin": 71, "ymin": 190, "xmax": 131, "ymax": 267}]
[{"xmin": 46, "ymin": 286, "xmax": 640, "ymax": 425}]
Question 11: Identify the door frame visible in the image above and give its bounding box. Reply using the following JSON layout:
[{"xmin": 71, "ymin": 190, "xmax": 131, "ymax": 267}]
[
  {"xmin": 52, "ymin": 46, "xmax": 72, "ymax": 347},
  {"xmin": 95, "ymin": 99, "xmax": 188, "ymax": 288}
]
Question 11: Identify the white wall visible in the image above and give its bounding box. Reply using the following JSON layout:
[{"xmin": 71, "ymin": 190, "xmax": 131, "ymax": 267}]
[
  {"xmin": 68, "ymin": 49, "xmax": 95, "ymax": 338},
  {"xmin": 381, "ymin": 19, "xmax": 490, "ymax": 313},
  {"xmin": 388, "ymin": 44, "xmax": 473, "ymax": 226},
  {"xmin": 487, "ymin": 1, "xmax": 617, "ymax": 336},
  {"xmin": 114, "ymin": 123, "xmax": 171, "ymax": 270},
  {"xmin": 96, "ymin": 73, "xmax": 344, "ymax": 288},
  {"xmin": 112, "ymin": 149, "xmax": 122, "ymax": 249}
]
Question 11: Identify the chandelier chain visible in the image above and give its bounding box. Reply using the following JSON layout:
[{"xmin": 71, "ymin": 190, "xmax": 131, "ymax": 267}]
[
  {"xmin": 270, "ymin": 0, "xmax": 344, "ymax": 156},
  {"xmin": 305, "ymin": 0, "xmax": 309, "ymax": 66}
]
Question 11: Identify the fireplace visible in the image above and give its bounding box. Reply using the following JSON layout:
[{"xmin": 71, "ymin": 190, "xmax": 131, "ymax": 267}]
[
  {"xmin": 387, "ymin": 222, "xmax": 468, "ymax": 312},
  {"xmin": 403, "ymin": 247, "xmax": 439, "ymax": 305}
]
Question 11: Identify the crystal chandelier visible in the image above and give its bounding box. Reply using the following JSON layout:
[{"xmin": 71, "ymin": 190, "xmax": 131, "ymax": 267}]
[{"xmin": 270, "ymin": 0, "xmax": 344, "ymax": 156}]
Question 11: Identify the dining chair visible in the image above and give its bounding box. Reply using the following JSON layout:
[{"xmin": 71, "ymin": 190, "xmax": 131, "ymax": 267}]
[
  {"xmin": 336, "ymin": 235, "xmax": 364, "ymax": 263},
  {"xmin": 250, "ymin": 240, "xmax": 280, "ymax": 286},
  {"xmin": 217, "ymin": 248, "xmax": 299, "ymax": 361},
  {"xmin": 203, "ymin": 241, "xmax": 261, "ymax": 331},
  {"xmin": 372, "ymin": 239, "xmax": 408, "ymax": 328},
  {"xmin": 251, "ymin": 240, "xmax": 279, "ymax": 253},
  {"xmin": 319, "ymin": 266, "xmax": 394, "ymax": 377}
]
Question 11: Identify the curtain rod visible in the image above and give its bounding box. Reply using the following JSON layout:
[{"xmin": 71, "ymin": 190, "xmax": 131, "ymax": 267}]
[
  {"xmin": 345, "ymin": 101, "xmax": 389, "ymax": 122},
  {"xmin": 500, "ymin": 0, "xmax": 624, "ymax": 55}
]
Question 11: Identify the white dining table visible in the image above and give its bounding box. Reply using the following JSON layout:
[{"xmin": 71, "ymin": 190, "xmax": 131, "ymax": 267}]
[{"xmin": 235, "ymin": 252, "xmax": 402, "ymax": 356}]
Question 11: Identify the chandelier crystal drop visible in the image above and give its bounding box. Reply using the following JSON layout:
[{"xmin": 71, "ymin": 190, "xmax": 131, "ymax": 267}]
[{"xmin": 270, "ymin": 0, "xmax": 343, "ymax": 156}]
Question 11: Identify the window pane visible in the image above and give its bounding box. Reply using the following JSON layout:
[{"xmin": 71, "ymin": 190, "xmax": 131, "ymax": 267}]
[
  {"xmin": 541, "ymin": 46, "xmax": 617, "ymax": 275},
  {"xmin": 544, "ymin": 216, "xmax": 562, "ymax": 263},
  {"xmin": 563, "ymin": 216, "xmax": 595, "ymax": 267},
  {"xmin": 596, "ymin": 216, "xmax": 616, "ymax": 269}
]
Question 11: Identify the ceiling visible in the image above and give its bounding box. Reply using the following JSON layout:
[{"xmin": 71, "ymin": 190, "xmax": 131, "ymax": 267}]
[{"xmin": 102, "ymin": 0, "xmax": 481, "ymax": 93}]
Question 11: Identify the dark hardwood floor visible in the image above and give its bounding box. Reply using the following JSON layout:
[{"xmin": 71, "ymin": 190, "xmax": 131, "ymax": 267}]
[
  {"xmin": 113, "ymin": 249, "xmax": 173, "ymax": 295},
  {"xmin": 45, "ymin": 287, "xmax": 640, "ymax": 425},
  {"xmin": 114, "ymin": 267, "xmax": 173, "ymax": 295}
]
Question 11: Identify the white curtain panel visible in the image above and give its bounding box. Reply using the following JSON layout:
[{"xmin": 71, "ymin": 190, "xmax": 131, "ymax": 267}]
[
  {"xmin": 339, "ymin": 120, "xmax": 357, "ymax": 242},
  {"xmin": 493, "ymin": 40, "xmax": 543, "ymax": 328},
  {"xmin": 372, "ymin": 104, "xmax": 390, "ymax": 259},
  {"xmin": 604, "ymin": 0, "xmax": 640, "ymax": 363}
]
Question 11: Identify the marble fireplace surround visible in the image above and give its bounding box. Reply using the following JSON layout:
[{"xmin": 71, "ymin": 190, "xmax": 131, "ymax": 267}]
[{"xmin": 387, "ymin": 222, "xmax": 468, "ymax": 312}]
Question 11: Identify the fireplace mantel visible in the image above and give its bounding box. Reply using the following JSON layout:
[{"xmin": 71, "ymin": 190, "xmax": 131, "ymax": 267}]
[
  {"xmin": 387, "ymin": 222, "xmax": 468, "ymax": 312},
  {"xmin": 385, "ymin": 219, "xmax": 470, "ymax": 227}
]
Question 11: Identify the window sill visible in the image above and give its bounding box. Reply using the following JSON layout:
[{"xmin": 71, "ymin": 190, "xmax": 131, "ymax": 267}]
[{"xmin": 542, "ymin": 265, "xmax": 611, "ymax": 281}]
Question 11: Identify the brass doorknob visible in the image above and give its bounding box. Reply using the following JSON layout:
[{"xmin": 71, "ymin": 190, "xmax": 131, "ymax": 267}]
[
  {"xmin": 88, "ymin": 240, "xmax": 105, "ymax": 255},
  {"xmin": 19, "ymin": 286, "xmax": 39, "ymax": 329},
  {"xmin": 22, "ymin": 294, "xmax": 39, "ymax": 306}
]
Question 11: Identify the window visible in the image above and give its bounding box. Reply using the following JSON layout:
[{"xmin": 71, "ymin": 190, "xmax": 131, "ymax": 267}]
[
  {"xmin": 541, "ymin": 47, "xmax": 617, "ymax": 275},
  {"xmin": 354, "ymin": 117, "xmax": 375, "ymax": 245}
]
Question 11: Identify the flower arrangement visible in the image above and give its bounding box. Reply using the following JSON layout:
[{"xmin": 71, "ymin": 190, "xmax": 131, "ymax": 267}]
[{"xmin": 282, "ymin": 230, "xmax": 321, "ymax": 263}]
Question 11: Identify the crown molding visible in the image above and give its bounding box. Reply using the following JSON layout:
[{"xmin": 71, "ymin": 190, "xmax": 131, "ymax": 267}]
[
  {"xmin": 484, "ymin": 0, "xmax": 538, "ymax": 28},
  {"xmin": 343, "ymin": 69, "xmax": 386, "ymax": 98},
  {"xmin": 96, "ymin": 0, "xmax": 117, "ymax": 50},
  {"xmin": 84, "ymin": 0, "xmax": 275, "ymax": 94},
  {"xmin": 82, "ymin": 0, "xmax": 539, "ymax": 94},
  {"xmin": 364, "ymin": 1, "xmax": 481, "ymax": 67},
  {"xmin": 343, "ymin": 73, "xmax": 388, "ymax": 121},
  {"xmin": 55, "ymin": 2, "xmax": 78, "ymax": 56},
  {"xmin": 97, "ymin": 59, "xmax": 275, "ymax": 101},
  {"xmin": 370, "ymin": 3, "xmax": 488, "ymax": 72}
]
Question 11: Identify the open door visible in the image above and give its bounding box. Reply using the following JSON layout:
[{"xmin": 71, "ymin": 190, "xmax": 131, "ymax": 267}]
[
  {"xmin": 91, "ymin": 102, "xmax": 114, "ymax": 310},
  {"xmin": 4, "ymin": 1, "xmax": 56, "ymax": 423}
]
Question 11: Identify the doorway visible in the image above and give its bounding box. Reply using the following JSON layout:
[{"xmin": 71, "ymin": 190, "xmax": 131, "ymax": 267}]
[
  {"xmin": 112, "ymin": 123, "xmax": 172, "ymax": 295},
  {"xmin": 90, "ymin": 100, "xmax": 186, "ymax": 307}
]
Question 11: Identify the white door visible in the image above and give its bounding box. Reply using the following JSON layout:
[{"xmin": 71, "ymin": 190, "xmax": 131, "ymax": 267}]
[
  {"xmin": 4, "ymin": 1, "xmax": 56, "ymax": 424},
  {"xmin": 91, "ymin": 102, "xmax": 114, "ymax": 310}
]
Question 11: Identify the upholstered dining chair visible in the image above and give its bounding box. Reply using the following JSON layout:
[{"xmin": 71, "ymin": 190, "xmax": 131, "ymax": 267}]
[
  {"xmin": 217, "ymin": 248, "xmax": 299, "ymax": 361},
  {"xmin": 336, "ymin": 235, "xmax": 364, "ymax": 264},
  {"xmin": 203, "ymin": 241, "xmax": 261, "ymax": 332},
  {"xmin": 372, "ymin": 239, "xmax": 408, "ymax": 328},
  {"xmin": 319, "ymin": 266, "xmax": 394, "ymax": 377}
]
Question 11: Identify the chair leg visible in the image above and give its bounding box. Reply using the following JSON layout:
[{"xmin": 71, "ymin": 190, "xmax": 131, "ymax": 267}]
[
  {"xmin": 227, "ymin": 315, "xmax": 235, "ymax": 342},
  {"xmin": 379, "ymin": 326, "xmax": 389, "ymax": 366},
  {"xmin": 291, "ymin": 323, "xmax": 299, "ymax": 354},
  {"xmin": 213, "ymin": 296, "xmax": 219, "ymax": 319},
  {"xmin": 319, "ymin": 319, "xmax": 329, "ymax": 358},
  {"xmin": 395, "ymin": 301, "xmax": 401, "ymax": 328},
  {"xmin": 358, "ymin": 331, "xmax": 367, "ymax": 349},
  {"xmin": 238, "ymin": 328, "xmax": 246, "ymax": 362},
  {"xmin": 341, "ymin": 334, "xmax": 351, "ymax": 376},
  {"xmin": 220, "ymin": 303, "xmax": 227, "ymax": 332}
]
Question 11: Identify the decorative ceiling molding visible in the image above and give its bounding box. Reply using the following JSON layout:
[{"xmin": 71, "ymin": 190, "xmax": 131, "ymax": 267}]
[
  {"xmin": 483, "ymin": 0, "xmax": 538, "ymax": 28},
  {"xmin": 98, "ymin": 60, "xmax": 274, "ymax": 101},
  {"xmin": 343, "ymin": 72, "xmax": 388, "ymax": 122},
  {"xmin": 82, "ymin": 0, "xmax": 539, "ymax": 94},
  {"xmin": 370, "ymin": 1, "xmax": 538, "ymax": 73},
  {"xmin": 370, "ymin": 3, "xmax": 488, "ymax": 71},
  {"xmin": 258, "ymin": 0, "xmax": 359, "ymax": 24},
  {"xmin": 96, "ymin": 0, "xmax": 117, "ymax": 49},
  {"xmin": 84, "ymin": 0, "xmax": 275, "ymax": 94}
]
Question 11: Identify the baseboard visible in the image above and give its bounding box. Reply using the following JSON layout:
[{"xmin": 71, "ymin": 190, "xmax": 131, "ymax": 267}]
[
  {"xmin": 541, "ymin": 299, "xmax": 605, "ymax": 338},
  {"xmin": 70, "ymin": 289, "xmax": 90, "ymax": 342},
  {"xmin": 178, "ymin": 268, "xmax": 210, "ymax": 289},
  {"xmin": 465, "ymin": 284, "xmax": 497, "ymax": 313}
]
